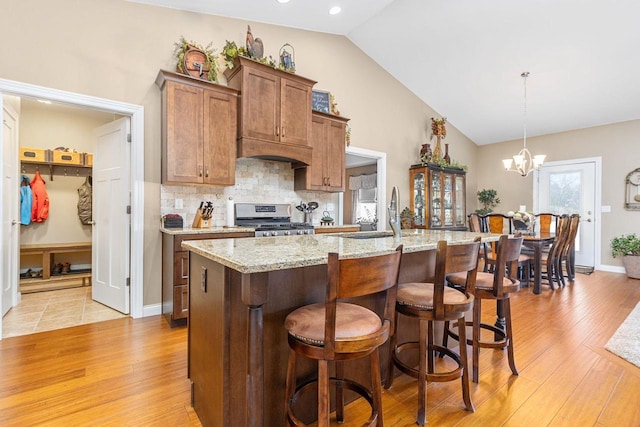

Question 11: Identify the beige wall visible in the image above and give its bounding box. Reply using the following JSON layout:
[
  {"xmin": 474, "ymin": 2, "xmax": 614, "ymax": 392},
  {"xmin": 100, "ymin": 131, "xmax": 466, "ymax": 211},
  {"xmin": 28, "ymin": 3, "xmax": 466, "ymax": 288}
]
[
  {"xmin": 476, "ymin": 119, "xmax": 640, "ymax": 267},
  {"xmin": 1, "ymin": 0, "xmax": 479, "ymax": 306}
]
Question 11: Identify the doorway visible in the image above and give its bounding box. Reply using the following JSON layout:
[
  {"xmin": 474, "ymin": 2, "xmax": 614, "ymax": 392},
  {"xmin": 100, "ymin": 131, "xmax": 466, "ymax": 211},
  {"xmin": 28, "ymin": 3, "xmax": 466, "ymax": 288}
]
[
  {"xmin": 0, "ymin": 78, "xmax": 145, "ymax": 340},
  {"xmin": 534, "ymin": 157, "xmax": 601, "ymax": 269},
  {"xmin": 341, "ymin": 147, "xmax": 387, "ymax": 231}
]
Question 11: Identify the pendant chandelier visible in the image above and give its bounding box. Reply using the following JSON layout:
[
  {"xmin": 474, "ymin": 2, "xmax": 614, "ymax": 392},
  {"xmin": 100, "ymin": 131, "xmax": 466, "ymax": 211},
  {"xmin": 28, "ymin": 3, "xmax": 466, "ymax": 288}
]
[{"xmin": 502, "ymin": 71, "xmax": 546, "ymax": 176}]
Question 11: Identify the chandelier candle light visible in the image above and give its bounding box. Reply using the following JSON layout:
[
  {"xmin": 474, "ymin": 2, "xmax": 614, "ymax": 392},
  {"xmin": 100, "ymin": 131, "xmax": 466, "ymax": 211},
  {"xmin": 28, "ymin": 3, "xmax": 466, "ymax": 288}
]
[{"xmin": 503, "ymin": 71, "xmax": 546, "ymax": 176}]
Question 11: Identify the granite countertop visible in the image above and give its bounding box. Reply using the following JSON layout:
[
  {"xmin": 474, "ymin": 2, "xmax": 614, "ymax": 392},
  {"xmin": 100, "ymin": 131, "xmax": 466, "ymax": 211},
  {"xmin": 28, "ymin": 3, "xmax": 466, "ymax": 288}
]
[
  {"xmin": 182, "ymin": 229, "xmax": 500, "ymax": 274},
  {"xmin": 160, "ymin": 226, "xmax": 255, "ymax": 235},
  {"xmin": 161, "ymin": 224, "xmax": 360, "ymax": 235}
]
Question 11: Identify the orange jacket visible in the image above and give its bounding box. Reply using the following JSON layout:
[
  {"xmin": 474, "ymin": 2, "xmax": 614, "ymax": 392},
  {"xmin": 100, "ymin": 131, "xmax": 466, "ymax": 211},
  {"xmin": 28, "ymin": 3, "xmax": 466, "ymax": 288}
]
[{"xmin": 30, "ymin": 171, "xmax": 49, "ymax": 222}]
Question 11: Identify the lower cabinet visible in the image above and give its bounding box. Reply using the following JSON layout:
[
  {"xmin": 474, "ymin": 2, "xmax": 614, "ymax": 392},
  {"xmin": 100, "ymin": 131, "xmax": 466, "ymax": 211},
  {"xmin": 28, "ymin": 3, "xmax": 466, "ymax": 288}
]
[{"xmin": 162, "ymin": 231, "xmax": 252, "ymax": 326}]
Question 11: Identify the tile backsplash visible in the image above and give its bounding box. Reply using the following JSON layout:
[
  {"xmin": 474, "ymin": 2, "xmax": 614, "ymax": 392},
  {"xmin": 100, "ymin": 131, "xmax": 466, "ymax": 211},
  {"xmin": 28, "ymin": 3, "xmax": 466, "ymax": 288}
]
[{"xmin": 161, "ymin": 158, "xmax": 340, "ymax": 227}]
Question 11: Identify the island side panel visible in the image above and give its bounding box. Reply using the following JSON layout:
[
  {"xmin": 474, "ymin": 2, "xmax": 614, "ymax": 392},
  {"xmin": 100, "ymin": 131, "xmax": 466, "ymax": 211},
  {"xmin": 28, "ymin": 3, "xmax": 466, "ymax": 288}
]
[
  {"xmin": 228, "ymin": 265, "xmax": 330, "ymax": 426},
  {"xmin": 189, "ymin": 253, "xmax": 231, "ymax": 426}
]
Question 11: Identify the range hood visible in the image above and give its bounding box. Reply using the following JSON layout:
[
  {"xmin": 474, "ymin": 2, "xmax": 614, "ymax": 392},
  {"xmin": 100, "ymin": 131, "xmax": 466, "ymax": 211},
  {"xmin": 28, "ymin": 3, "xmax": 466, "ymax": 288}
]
[{"xmin": 237, "ymin": 137, "xmax": 312, "ymax": 165}]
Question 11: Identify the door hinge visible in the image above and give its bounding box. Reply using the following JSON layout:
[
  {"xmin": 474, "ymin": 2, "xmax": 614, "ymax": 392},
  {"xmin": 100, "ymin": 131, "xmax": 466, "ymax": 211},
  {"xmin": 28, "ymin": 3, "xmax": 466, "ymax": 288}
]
[
  {"xmin": 127, "ymin": 133, "xmax": 132, "ymax": 143},
  {"xmin": 126, "ymin": 277, "xmax": 130, "ymax": 287},
  {"xmin": 126, "ymin": 205, "xmax": 131, "ymax": 214}
]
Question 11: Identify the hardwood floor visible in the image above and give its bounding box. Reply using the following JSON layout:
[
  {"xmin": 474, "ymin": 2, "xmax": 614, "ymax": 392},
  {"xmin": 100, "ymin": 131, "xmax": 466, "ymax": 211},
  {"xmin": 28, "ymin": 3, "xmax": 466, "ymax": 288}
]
[{"xmin": 1, "ymin": 271, "xmax": 639, "ymax": 426}]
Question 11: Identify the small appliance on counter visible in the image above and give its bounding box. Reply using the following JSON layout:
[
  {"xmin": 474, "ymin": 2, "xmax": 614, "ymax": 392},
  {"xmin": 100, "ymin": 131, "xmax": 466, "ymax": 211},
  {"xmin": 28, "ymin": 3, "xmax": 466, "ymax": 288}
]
[
  {"xmin": 192, "ymin": 201, "xmax": 213, "ymax": 228},
  {"xmin": 236, "ymin": 203, "xmax": 314, "ymax": 237}
]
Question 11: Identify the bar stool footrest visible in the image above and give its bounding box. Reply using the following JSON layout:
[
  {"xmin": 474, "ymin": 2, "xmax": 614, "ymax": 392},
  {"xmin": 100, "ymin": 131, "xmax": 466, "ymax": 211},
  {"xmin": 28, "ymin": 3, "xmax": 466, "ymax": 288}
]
[
  {"xmin": 392, "ymin": 341, "xmax": 463, "ymax": 383},
  {"xmin": 287, "ymin": 377, "xmax": 378, "ymax": 427}
]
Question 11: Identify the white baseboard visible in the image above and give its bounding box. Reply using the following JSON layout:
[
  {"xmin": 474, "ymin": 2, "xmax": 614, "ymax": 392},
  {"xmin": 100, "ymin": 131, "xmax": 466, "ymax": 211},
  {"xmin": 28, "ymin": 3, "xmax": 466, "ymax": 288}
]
[
  {"xmin": 142, "ymin": 303, "xmax": 162, "ymax": 317},
  {"xmin": 597, "ymin": 264, "xmax": 626, "ymax": 274}
]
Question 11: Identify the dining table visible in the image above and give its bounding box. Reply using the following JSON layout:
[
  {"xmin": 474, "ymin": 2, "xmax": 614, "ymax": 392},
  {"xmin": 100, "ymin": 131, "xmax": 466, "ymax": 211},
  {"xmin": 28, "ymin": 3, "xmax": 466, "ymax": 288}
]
[{"xmin": 521, "ymin": 231, "xmax": 556, "ymax": 294}]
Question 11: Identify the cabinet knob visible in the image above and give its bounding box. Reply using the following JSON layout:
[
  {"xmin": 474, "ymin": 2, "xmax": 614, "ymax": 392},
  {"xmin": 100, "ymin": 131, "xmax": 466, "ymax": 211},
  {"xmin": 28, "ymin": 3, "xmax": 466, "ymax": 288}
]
[
  {"xmin": 205, "ymin": 166, "xmax": 209, "ymax": 178},
  {"xmin": 199, "ymin": 166, "xmax": 203, "ymax": 177},
  {"xmin": 275, "ymin": 126, "xmax": 280, "ymax": 136},
  {"xmin": 282, "ymin": 127, "xmax": 285, "ymax": 138}
]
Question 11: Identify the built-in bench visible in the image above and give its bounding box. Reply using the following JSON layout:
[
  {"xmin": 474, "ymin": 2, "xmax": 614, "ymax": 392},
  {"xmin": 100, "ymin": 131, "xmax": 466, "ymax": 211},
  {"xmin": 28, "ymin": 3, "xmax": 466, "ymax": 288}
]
[{"xmin": 19, "ymin": 242, "xmax": 92, "ymax": 293}]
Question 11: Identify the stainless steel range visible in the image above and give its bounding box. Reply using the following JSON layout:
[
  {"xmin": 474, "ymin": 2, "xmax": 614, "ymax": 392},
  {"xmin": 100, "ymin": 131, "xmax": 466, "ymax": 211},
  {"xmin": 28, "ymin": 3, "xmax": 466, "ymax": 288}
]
[{"xmin": 235, "ymin": 203, "xmax": 315, "ymax": 237}]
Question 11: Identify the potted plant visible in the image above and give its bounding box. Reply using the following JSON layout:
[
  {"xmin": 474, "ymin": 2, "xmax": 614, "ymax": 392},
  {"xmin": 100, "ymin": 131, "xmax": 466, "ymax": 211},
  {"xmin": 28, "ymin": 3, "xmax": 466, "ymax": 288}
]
[
  {"xmin": 476, "ymin": 189, "xmax": 500, "ymax": 215},
  {"xmin": 611, "ymin": 233, "xmax": 640, "ymax": 279}
]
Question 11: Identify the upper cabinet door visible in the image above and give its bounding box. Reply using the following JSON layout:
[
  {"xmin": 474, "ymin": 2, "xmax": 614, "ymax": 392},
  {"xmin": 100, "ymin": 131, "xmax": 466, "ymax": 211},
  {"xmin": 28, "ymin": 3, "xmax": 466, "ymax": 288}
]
[
  {"xmin": 203, "ymin": 88, "xmax": 237, "ymax": 186},
  {"xmin": 241, "ymin": 65, "xmax": 279, "ymax": 143},
  {"xmin": 325, "ymin": 118, "xmax": 346, "ymax": 191},
  {"xmin": 164, "ymin": 81, "xmax": 204, "ymax": 183},
  {"xmin": 280, "ymin": 77, "xmax": 312, "ymax": 146}
]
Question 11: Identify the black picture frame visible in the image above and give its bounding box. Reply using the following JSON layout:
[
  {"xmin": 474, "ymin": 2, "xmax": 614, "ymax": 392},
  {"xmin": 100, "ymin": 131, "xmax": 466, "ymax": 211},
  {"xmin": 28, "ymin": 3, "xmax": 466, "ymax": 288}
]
[{"xmin": 312, "ymin": 90, "xmax": 330, "ymax": 113}]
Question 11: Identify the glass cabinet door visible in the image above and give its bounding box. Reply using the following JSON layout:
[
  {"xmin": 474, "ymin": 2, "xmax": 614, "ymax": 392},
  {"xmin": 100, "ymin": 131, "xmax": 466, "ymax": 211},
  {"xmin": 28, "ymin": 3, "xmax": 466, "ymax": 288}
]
[
  {"xmin": 443, "ymin": 173, "xmax": 453, "ymax": 227},
  {"xmin": 455, "ymin": 175, "xmax": 465, "ymax": 226},
  {"xmin": 430, "ymin": 171, "xmax": 442, "ymax": 228},
  {"xmin": 412, "ymin": 171, "xmax": 426, "ymax": 226}
]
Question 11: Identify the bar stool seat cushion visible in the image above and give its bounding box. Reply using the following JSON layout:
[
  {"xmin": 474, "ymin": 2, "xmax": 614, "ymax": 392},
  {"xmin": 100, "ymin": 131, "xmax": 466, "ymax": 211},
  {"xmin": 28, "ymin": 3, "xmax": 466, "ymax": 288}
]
[
  {"xmin": 397, "ymin": 282, "xmax": 468, "ymax": 309},
  {"xmin": 285, "ymin": 302, "xmax": 381, "ymax": 345}
]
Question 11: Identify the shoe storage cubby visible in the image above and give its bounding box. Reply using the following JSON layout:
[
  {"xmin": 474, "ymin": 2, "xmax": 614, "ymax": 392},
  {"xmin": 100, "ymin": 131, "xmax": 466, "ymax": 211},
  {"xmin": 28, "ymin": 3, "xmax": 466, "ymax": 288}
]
[{"xmin": 19, "ymin": 242, "xmax": 92, "ymax": 293}]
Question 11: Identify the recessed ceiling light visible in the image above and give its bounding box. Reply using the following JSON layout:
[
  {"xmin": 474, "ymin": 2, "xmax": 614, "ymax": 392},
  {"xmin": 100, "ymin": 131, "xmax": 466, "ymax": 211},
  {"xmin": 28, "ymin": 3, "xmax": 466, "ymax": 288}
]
[
  {"xmin": 277, "ymin": 0, "xmax": 290, "ymax": 4},
  {"xmin": 329, "ymin": 6, "xmax": 342, "ymax": 15}
]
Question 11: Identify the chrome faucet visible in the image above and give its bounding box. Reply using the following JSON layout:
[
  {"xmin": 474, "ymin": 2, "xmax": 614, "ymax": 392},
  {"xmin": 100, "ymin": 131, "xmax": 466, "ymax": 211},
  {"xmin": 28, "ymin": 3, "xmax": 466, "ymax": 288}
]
[{"xmin": 388, "ymin": 186, "xmax": 402, "ymax": 238}]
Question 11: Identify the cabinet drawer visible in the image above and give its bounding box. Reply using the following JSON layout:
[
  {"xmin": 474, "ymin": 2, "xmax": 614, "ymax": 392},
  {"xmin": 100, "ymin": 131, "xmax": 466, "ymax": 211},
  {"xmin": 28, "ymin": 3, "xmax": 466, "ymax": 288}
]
[
  {"xmin": 173, "ymin": 285, "xmax": 189, "ymax": 320},
  {"xmin": 173, "ymin": 252, "xmax": 189, "ymax": 285}
]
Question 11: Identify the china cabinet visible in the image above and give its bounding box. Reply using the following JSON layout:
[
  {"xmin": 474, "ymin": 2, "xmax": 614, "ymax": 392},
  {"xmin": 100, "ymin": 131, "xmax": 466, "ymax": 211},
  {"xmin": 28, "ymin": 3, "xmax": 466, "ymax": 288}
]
[{"xmin": 409, "ymin": 164, "xmax": 467, "ymax": 230}]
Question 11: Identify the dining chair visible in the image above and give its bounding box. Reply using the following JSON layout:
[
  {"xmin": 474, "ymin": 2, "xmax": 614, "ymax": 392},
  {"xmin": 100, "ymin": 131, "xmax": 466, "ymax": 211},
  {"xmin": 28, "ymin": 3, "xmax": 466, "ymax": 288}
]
[
  {"xmin": 481, "ymin": 213, "xmax": 530, "ymax": 285},
  {"xmin": 283, "ymin": 246, "xmax": 403, "ymax": 427},
  {"xmin": 535, "ymin": 213, "xmax": 559, "ymax": 234},
  {"xmin": 538, "ymin": 214, "xmax": 570, "ymax": 289},
  {"xmin": 385, "ymin": 239, "xmax": 480, "ymax": 426},
  {"xmin": 559, "ymin": 214, "xmax": 580, "ymax": 284},
  {"xmin": 445, "ymin": 235, "xmax": 524, "ymax": 382}
]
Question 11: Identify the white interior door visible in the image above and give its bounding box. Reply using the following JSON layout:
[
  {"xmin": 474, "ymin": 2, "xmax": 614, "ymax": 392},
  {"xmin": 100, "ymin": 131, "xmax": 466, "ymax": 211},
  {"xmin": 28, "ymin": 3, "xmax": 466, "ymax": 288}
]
[
  {"xmin": 92, "ymin": 118, "xmax": 130, "ymax": 313},
  {"xmin": 535, "ymin": 159, "xmax": 597, "ymax": 268},
  {"xmin": 2, "ymin": 104, "xmax": 19, "ymax": 318}
]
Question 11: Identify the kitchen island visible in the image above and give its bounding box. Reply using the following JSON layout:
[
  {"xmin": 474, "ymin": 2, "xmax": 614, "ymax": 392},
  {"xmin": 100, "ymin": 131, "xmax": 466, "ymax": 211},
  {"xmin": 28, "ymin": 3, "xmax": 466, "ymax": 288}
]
[{"xmin": 182, "ymin": 229, "xmax": 499, "ymax": 426}]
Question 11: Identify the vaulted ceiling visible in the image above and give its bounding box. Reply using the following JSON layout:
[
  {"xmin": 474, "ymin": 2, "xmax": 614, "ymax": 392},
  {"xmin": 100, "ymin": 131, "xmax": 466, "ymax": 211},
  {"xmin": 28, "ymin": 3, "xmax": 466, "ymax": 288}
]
[{"xmin": 132, "ymin": 0, "xmax": 640, "ymax": 146}]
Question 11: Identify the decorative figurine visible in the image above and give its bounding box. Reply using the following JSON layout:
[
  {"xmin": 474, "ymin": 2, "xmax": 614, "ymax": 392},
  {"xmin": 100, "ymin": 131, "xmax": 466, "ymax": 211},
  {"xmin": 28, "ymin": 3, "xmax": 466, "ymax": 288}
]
[
  {"xmin": 279, "ymin": 43, "xmax": 295, "ymax": 72},
  {"xmin": 246, "ymin": 25, "xmax": 264, "ymax": 59}
]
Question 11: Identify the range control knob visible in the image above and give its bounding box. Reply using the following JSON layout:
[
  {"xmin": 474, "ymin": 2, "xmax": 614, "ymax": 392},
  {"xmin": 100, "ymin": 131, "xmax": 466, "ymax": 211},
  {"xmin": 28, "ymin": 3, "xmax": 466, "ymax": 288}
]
[
  {"xmin": 262, "ymin": 231, "xmax": 270, "ymax": 237},
  {"xmin": 284, "ymin": 230, "xmax": 291, "ymax": 236},
  {"xmin": 297, "ymin": 230, "xmax": 304, "ymax": 235},
  {"xmin": 271, "ymin": 231, "xmax": 278, "ymax": 236}
]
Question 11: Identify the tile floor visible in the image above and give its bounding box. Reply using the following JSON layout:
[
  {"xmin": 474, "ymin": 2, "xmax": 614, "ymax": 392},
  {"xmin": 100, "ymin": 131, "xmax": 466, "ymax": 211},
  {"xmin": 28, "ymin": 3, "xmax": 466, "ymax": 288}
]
[{"xmin": 1, "ymin": 286, "xmax": 127, "ymax": 338}]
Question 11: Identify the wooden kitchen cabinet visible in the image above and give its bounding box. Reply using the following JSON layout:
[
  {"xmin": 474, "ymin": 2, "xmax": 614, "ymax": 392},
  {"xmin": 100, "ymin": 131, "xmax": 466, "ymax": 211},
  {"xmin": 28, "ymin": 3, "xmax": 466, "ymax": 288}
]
[
  {"xmin": 293, "ymin": 111, "xmax": 349, "ymax": 192},
  {"xmin": 156, "ymin": 70, "xmax": 238, "ymax": 186},
  {"xmin": 224, "ymin": 56, "xmax": 316, "ymax": 165},
  {"xmin": 410, "ymin": 164, "xmax": 467, "ymax": 230},
  {"xmin": 162, "ymin": 231, "xmax": 252, "ymax": 326}
]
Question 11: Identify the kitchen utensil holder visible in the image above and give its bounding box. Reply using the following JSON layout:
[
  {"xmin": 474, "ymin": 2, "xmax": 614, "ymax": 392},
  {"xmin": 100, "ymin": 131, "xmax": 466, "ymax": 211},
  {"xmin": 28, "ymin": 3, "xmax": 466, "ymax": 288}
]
[{"xmin": 192, "ymin": 209, "xmax": 211, "ymax": 229}]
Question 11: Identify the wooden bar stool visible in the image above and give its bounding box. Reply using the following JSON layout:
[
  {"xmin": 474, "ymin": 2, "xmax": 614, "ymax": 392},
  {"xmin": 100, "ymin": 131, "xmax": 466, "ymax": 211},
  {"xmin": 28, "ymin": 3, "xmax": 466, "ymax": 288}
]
[
  {"xmin": 283, "ymin": 246, "xmax": 403, "ymax": 427},
  {"xmin": 446, "ymin": 235, "xmax": 523, "ymax": 382},
  {"xmin": 384, "ymin": 239, "xmax": 480, "ymax": 426}
]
